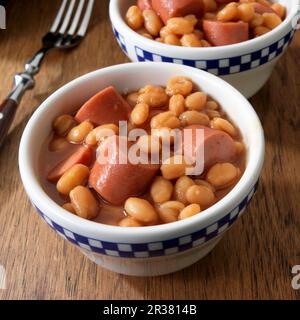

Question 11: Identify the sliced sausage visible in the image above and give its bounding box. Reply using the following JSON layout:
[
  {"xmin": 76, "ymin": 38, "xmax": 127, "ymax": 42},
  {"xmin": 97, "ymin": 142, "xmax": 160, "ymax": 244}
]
[
  {"xmin": 89, "ymin": 136, "xmax": 159, "ymax": 205},
  {"xmin": 75, "ymin": 86, "xmax": 132, "ymax": 126},
  {"xmin": 151, "ymin": 0, "xmax": 204, "ymax": 24},
  {"xmin": 181, "ymin": 125, "xmax": 236, "ymax": 171},
  {"xmin": 138, "ymin": 0, "xmax": 152, "ymax": 10},
  {"xmin": 203, "ymin": 20, "xmax": 249, "ymax": 46},
  {"xmin": 216, "ymin": 0, "xmax": 237, "ymax": 3},
  {"xmin": 253, "ymin": 3, "xmax": 277, "ymax": 15},
  {"xmin": 47, "ymin": 145, "xmax": 93, "ymax": 182}
]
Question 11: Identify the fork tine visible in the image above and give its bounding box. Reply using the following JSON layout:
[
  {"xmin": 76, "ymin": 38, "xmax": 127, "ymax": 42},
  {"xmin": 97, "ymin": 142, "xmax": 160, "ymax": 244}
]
[
  {"xmin": 59, "ymin": 0, "xmax": 76, "ymax": 34},
  {"xmin": 68, "ymin": 0, "xmax": 85, "ymax": 35},
  {"xmin": 50, "ymin": 0, "xmax": 68, "ymax": 33},
  {"xmin": 77, "ymin": 0, "xmax": 94, "ymax": 37}
]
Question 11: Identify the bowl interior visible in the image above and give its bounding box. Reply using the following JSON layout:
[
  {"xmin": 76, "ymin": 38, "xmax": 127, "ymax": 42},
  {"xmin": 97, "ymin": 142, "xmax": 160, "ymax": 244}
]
[
  {"xmin": 19, "ymin": 62, "xmax": 264, "ymax": 242},
  {"xmin": 112, "ymin": 0, "xmax": 298, "ymax": 55},
  {"xmin": 117, "ymin": 0, "xmax": 296, "ymax": 23}
]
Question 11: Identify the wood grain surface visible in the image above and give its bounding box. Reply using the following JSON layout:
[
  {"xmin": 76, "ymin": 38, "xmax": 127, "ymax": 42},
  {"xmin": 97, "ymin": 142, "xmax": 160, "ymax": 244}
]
[{"xmin": 0, "ymin": 0, "xmax": 299, "ymax": 300}]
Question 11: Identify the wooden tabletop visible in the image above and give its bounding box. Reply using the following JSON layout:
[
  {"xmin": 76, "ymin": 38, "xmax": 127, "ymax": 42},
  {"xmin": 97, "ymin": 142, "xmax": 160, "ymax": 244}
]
[{"xmin": 0, "ymin": 0, "xmax": 299, "ymax": 300}]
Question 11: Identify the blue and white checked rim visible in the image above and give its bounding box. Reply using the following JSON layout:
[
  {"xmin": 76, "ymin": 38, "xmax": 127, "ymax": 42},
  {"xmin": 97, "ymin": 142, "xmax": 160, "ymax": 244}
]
[
  {"xmin": 112, "ymin": 26, "xmax": 295, "ymax": 76},
  {"xmin": 34, "ymin": 181, "xmax": 258, "ymax": 259}
]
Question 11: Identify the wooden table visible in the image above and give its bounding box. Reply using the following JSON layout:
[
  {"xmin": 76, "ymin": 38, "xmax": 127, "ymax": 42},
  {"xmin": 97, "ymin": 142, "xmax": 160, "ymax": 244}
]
[{"xmin": 0, "ymin": 0, "xmax": 299, "ymax": 300}]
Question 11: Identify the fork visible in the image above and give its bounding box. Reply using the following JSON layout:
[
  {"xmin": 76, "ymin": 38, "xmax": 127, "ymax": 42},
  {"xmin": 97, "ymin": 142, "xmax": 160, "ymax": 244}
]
[{"xmin": 0, "ymin": 0, "xmax": 94, "ymax": 147}]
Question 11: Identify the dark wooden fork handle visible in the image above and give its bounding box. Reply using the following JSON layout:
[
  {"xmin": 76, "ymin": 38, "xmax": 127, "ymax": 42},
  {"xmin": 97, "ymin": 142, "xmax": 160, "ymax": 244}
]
[{"xmin": 0, "ymin": 99, "xmax": 18, "ymax": 148}]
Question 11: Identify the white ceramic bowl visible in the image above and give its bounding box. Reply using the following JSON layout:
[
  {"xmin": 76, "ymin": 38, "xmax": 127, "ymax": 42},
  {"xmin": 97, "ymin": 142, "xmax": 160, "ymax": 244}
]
[
  {"xmin": 19, "ymin": 62, "xmax": 264, "ymax": 276},
  {"xmin": 109, "ymin": 0, "xmax": 298, "ymax": 98}
]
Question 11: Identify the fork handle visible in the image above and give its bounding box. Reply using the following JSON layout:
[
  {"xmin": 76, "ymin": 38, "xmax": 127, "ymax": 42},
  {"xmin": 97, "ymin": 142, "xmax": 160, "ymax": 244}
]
[
  {"xmin": 0, "ymin": 72, "xmax": 35, "ymax": 148},
  {"xmin": 0, "ymin": 99, "xmax": 18, "ymax": 147}
]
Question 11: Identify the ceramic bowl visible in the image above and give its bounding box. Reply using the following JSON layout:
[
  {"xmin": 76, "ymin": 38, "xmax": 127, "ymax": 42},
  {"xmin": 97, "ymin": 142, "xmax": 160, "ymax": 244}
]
[
  {"xmin": 109, "ymin": 0, "xmax": 298, "ymax": 98},
  {"xmin": 19, "ymin": 62, "xmax": 264, "ymax": 276}
]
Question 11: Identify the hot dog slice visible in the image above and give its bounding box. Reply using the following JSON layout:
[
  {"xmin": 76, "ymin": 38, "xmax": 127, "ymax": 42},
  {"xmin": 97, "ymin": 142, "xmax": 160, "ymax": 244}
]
[
  {"xmin": 216, "ymin": 0, "xmax": 237, "ymax": 3},
  {"xmin": 47, "ymin": 145, "xmax": 93, "ymax": 182},
  {"xmin": 183, "ymin": 125, "xmax": 236, "ymax": 171},
  {"xmin": 151, "ymin": 0, "xmax": 204, "ymax": 24},
  {"xmin": 253, "ymin": 3, "xmax": 277, "ymax": 15},
  {"xmin": 89, "ymin": 136, "xmax": 159, "ymax": 205},
  {"xmin": 138, "ymin": 0, "xmax": 152, "ymax": 10},
  {"xmin": 75, "ymin": 86, "xmax": 132, "ymax": 126},
  {"xmin": 203, "ymin": 20, "xmax": 249, "ymax": 46}
]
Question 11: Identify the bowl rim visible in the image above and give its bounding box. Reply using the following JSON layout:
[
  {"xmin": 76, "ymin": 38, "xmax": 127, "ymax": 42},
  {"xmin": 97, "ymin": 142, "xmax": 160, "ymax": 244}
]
[
  {"xmin": 109, "ymin": 0, "xmax": 298, "ymax": 55},
  {"xmin": 19, "ymin": 62, "xmax": 265, "ymax": 243}
]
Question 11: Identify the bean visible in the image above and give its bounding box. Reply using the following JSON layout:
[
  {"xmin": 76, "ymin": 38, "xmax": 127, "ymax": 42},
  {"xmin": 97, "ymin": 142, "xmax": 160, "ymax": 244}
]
[
  {"xmin": 157, "ymin": 207, "xmax": 178, "ymax": 223},
  {"xmin": 235, "ymin": 141, "xmax": 245, "ymax": 154},
  {"xmin": 217, "ymin": 3, "xmax": 238, "ymax": 22},
  {"xmin": 143, "ymin": 9, "xmax": 163, "ymax": 36},
  {"xmin": 150, "ymin": 111, "xmax": 180, "ymax": 129},
  {"xmin": 179, "ymin": 111, "xmax": 209, "ymax": 127},
  {"xmin": 184, "ymin": 14, "xmax": 198, "ymax": 26},
  {"xmin": 56, "ymin": 164, "xmax": 90, "ymax": 195},
  {"xmin": 203, "ymin": 12, "xmax": 217, "ymax": 20},
  {"xmin": 137, "ymin": 135, "xmax": 161, "ymax": 154},
  {"xmin": 205, "ymin": 100, "xmax": 219, "ymax": 110},
  {"xmin": 271, "ymin": 3, "xmax": 286, "ymax": 19},
  {"xmin": 257, "ymin": 0, "xmax": 271, "ymax": 7},
  {"xmin": 161, "ymin": 155, "xmax": 188, "ymax": 180},
  {"xmin": 124, "ymin": 198, "xmax": 158, "ymax": 223},
  {"xmin": 138, "ymin": 85, "xmax": 168, "ymax": 108},
  {"xmin": 164, "ymin": 34, "xmax": 181, "ymax": 46},
  {"xmin": 131, "ymin": 103, "xmax": 150, "ymax": 125},
  {"xmin": 263, "ymin": 13, "xmax": 282, "ymax": 30},
  {"xmin": 194, "ymin": 29, "xmax": 204, "ymax": 39},
  {"xmin": 200, "ymin": 39, "xmax": 212, "ymax": 47},
  {"xmin": 126, "ymin": 5, "xmax": 143, "ymax": 30},
  {"xmin": 206, "ymin": 109, "xmax": 221, "ymax": 119},
  {"xmin": 253, "ymin": 25, "xmax": 270, "ymax": 36},
  {"xmin": 70, "ymin": 186, "xmax": 99, "ymax": 220},
  {"xmin": 166, "ymin": 17, "xmax": 194, "ymax": 35},
  {"xmin": 206, "ymin": 163, "xmax": 239, "ymax": 188},
  {"xmin": 150, "ymin": 176, "xmax": 173, "ymax": 203},
  {"xmin": 169, "ymin": 94, "xmax": 185, "ymax": 116},
  {"xmin": 173, "ymin": 176, "xmax": 195, "ymax": 204},
  {"xmin": 152, "ymin": 127, "xmax": 175, "ymax": 145},
  {"xmin": 185, "ymin": 92, "xmax": 207, "ymax": 111},
  {"xmin": 138, "ymin": 30, "xmax": 153, "ymax": 39},
  {"xmin": 118, "ymin": 217, "xmax": 143, "ymax": 227},
  {"xmin": 67, "ymin": 121, "xmax": 93, "ymax": 143},
  {"xmin": 52, "ymin": 114, "xmax": 77, "ymax": 137},
  {"xmin": 48, "ymin": 136, "xmax": 69, "ymax": 152},
  {"xmin": 237, "ymin": 3, "xmax": 255, "ymax": 22},
  {"xmin": 210, "ymin": 118, "xmax": 236, "ymax": 137},
  {"xmin": 62, "ymin": 203, "xmax": 76, "ymax": 214},
  {"xmin": 160, "ymin": 26, "xmax": 171, "ymax": 38},
  {"xmin": 180, "ymin": 33, "xmax": 202, "ymax": 47},
  {"xmin": 126, "ymin": 91, "xmax": 139, "ymax": 107},
  {"xmin": 194, "ymin": 179, "xmax": 215, "ymax": 192},
  {"xmin": 85, "ymin": 124, "xmax": 118, "ymax": 146},
  {"xmin": 178, "ymin": 204, "xmax": 201, "ymax": 220},
  {"xmin": 166, "ymin": 76, "xmax": 193, "ymax": 97},
  {"xmin": 203, "ymin": 0, "xmax": 217, "ymax": 12},
  {"xmin": 250, "ymin": 13, "xmax": 264, "ymax": 28},
  {"xmin": 160, "ymin": 201, "xmax": 185, "ymax": 212},
  {"xmin": 185, "ymin": 185, "xmax": 215, "ymax": 207}
]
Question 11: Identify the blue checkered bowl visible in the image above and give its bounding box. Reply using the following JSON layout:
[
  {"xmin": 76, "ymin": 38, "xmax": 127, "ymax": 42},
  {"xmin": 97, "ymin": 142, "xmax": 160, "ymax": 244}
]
[
  {"xmin": 110, "ymin": 0, "xmax": 298, "ymax": 98},
  {"xmin": 19, "ymin": 62, "xmax": 264, "ymax": 276}
]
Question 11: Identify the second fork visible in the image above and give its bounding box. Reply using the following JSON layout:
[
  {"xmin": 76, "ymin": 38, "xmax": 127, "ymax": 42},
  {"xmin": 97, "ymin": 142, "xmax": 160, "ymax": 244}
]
[{"xmin": 0, "ymin": 0, "xmax": 94, "ymax": 148}]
